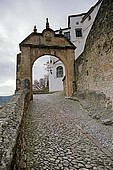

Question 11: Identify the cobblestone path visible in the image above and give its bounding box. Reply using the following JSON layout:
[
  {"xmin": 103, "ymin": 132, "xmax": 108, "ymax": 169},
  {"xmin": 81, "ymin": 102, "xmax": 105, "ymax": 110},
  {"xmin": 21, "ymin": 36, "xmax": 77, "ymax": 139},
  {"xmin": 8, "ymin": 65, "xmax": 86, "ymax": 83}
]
[{"xmin": 24, "ymin": 93, "xmax": 113, "ymax": 170}]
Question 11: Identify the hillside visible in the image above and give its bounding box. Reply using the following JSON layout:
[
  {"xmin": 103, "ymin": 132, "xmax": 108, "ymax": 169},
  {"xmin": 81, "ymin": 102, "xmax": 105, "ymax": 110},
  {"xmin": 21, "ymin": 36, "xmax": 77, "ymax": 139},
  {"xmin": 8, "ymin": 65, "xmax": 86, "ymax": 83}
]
[{"xmin": 0, "ymin": 96, "xmax": 13, "ymax": 105}]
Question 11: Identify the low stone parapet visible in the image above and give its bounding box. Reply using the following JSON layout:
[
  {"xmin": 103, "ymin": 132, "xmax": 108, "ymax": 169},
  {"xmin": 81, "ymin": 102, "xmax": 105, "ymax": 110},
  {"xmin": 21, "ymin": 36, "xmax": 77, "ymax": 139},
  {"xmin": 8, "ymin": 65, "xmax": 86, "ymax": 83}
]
[{"xmin": 0, "ymin": 90, "xmax": 30, "ymax": 170}]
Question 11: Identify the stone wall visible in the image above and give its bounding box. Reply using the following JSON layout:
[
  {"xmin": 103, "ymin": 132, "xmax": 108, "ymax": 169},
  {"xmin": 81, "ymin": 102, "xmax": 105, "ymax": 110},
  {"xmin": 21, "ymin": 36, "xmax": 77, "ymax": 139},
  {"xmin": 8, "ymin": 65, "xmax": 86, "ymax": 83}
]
[
  {"xmin": 0, "ymin": 90, "xmax": 30, "ymax": 170},
  {"xmin": 75, "ymin": 0, "xmax": 113, "ymax": 102}
]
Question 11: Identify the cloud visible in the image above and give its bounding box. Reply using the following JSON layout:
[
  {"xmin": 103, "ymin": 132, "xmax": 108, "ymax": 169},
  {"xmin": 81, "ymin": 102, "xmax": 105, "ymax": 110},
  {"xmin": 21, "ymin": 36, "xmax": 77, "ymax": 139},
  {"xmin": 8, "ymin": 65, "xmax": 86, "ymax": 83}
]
[
  {"xmin": 0, "ymin": 0, "xmax": 98, "ymax": 95},
  {"xmin": 0, "ymin": 62, "xmax": 15, "ymax": 80},
  {"xmin": 0, "ymin": 62, "xmax": 16, "ymax": 95},
  {"xmin": 0, "ymin": 85, "xmax": 15, "ymax": 96}
]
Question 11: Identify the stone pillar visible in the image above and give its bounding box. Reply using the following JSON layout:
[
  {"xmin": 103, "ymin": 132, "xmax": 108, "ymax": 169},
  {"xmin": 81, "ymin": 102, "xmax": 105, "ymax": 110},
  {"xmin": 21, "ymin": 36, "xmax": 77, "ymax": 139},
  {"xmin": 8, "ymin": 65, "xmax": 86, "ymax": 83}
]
[
  {"xmin": 65, "ymin": 49, "xmax": 75, "ymax": 97},
  {"xmin": 19, "ymin": 46, "xmax": 32, "ymax": 99}
]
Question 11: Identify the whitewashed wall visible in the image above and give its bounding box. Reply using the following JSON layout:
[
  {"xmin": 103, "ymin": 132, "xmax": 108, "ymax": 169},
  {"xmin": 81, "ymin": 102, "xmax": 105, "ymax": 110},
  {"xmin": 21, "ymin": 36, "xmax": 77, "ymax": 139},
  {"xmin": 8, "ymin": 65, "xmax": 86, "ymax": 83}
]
[
  {"xmin": 48, "ymin": 57, "xmax": 65, "ymax": 92},
  {"xmin": 48, "ymin": 1, "xmax": 102, "ymax": 92}
]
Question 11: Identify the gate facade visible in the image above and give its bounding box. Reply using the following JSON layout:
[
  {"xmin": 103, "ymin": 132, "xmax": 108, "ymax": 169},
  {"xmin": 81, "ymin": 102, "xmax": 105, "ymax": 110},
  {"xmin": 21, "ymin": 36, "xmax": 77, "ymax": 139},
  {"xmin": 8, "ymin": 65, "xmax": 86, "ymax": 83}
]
[{"xmin": 16, "ymin": 19, "xmax": 76, "ymax": 100}]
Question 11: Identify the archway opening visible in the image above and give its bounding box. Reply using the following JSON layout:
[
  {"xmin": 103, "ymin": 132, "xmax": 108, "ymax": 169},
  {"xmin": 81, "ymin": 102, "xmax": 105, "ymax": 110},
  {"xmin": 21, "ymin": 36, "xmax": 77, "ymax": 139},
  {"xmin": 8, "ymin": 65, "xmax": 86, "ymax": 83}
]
[
  {"xmin": 32, "ymin": 55, "xmax": 49, "ymax": 93},
  {"xmin": 32, "ymin": 55, "xmax": 66, "ymax": 94}
]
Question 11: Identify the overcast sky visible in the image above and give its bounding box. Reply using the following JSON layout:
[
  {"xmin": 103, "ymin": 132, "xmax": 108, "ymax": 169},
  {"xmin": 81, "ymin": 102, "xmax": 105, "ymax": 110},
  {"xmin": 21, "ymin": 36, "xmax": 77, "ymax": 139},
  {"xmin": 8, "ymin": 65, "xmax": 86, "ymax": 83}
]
[{"xmin": 0, "ymin": 0, "xmax": 98, "ymax": 96}]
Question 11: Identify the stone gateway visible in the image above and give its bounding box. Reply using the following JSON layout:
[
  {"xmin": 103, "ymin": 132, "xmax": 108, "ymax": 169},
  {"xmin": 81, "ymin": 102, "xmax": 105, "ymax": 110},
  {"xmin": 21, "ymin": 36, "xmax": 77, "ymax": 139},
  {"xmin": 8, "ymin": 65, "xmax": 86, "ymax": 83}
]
[{"xmin": 16, "ymin": 19, "xmax": 76, "ymax": 100}]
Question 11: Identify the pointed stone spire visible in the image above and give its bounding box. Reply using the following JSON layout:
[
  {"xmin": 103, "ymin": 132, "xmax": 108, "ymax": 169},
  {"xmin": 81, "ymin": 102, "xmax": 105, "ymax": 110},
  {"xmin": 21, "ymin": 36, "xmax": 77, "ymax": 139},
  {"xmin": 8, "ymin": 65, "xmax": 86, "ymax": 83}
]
[
  {"xmin": 59, "ymin": 28, "xmax": 62, "ymax": 34},
  {"xmin": 46, "ymin": 18, "xmax": 50, "ymax": 29},
  {"xmin": 33, "ymin": 25, "xmax": 37, "ymax": 32}
]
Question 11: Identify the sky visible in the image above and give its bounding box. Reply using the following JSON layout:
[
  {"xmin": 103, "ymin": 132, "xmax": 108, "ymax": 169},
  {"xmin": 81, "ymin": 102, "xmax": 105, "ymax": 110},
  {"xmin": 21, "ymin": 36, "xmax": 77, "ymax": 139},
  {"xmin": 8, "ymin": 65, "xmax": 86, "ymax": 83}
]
[{"xmin": 0, "ymin": 0, "xmax": 98, "ymax": 96}]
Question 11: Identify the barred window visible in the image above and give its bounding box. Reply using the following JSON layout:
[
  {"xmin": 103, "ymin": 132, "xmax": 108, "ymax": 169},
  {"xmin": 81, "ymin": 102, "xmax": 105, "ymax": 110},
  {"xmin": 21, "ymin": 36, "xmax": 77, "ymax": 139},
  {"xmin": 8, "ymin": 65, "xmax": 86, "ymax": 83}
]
[{"xmin": 56, "ymin": 66, "xmax": 63, "ymax": 78}]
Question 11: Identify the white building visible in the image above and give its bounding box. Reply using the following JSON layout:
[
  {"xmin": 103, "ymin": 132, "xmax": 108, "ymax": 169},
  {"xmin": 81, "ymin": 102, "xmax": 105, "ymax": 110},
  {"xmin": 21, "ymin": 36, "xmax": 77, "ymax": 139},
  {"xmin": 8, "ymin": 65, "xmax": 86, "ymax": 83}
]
[
  {"xmin": 47, "ymin": 0, "xmax": 102, "ymax": 92},
  {"xmin": 45, "ymin": 56, "xmax": 65, "ymax": 92}
]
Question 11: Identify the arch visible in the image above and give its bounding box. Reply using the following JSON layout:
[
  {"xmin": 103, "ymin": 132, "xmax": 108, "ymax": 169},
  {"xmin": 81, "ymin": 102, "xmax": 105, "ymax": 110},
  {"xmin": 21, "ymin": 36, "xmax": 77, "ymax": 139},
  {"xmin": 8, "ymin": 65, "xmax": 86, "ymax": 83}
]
[{"xmin": 16, "ymin": 20, "xmax": 76, "ymax": 100}]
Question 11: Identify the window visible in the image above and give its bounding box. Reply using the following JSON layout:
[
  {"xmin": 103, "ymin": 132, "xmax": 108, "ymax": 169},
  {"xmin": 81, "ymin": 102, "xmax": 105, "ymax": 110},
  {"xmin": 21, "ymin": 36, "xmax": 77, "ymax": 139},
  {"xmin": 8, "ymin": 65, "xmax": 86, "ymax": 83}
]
[
  {"xmin": 88, "ymin": 15, "xmax": 91, "ymax": 21},
  {"xmin": 75, "ymin": 28, "xmax": 82, "ymax": 37},
  {"xmin": 56, "ymin": 66, "xmax": 63, "ymax": 78},
  {"xmin": 64, "ymin": 31, "xmax": 70, "ymax": 40}
]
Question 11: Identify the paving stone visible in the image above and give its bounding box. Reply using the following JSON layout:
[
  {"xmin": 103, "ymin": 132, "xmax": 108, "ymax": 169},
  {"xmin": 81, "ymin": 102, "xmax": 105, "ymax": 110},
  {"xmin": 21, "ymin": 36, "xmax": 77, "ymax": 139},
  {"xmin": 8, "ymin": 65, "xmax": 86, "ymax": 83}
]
[
  {"xmin": 93, "ymin": 167, "xmax": 97, "ymax": 170},
  {"xmin": 78, "ymin": 163, "xmax": 85, "ymax": 168},
  {"xmin": 85, "ymin": 164, "xmax": 93, "ymax": 169},
  {"xmin": 63, "ymin": 160, "xmax": 69, "ymax": 166},
  {"xmin": 23, "ymin": 93, "xmax": 113, "ymax": 169}
]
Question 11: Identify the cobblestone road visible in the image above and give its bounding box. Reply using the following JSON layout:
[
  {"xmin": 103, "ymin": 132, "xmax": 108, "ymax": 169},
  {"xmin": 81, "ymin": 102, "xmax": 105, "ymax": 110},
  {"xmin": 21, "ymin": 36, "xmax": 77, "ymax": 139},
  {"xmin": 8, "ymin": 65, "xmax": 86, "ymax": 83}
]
[{"xmin": 24, "ymin": 92, "xmax": 113, "ymax": 170}]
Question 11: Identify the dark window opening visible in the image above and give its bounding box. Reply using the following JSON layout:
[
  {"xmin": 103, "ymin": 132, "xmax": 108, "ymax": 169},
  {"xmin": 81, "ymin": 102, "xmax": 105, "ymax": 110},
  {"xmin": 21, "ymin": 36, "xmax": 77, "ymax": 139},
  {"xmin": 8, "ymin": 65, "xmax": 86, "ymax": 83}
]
[
  {"xmin": 75, "ymin": 29, "xmax": 82, "ymax": 37},
  {"xmin": 88, "ymin": 15, "xmax": 91, "ymax": 21},
  {"xmin": 76, "ymin": 22, "xmax": 79, "ymax": 25},
  {"xmin": 64, "ymin": 31, "xmax": 70, "ymax": 40}
]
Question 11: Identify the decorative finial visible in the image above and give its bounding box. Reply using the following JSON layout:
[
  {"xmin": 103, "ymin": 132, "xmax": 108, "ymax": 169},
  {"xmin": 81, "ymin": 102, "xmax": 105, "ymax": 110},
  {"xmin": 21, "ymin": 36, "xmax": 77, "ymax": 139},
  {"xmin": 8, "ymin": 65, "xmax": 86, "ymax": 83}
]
[
  {"xmin": 59, "ymin": 28, "xmax": 62, "ymax": 34},
  {"xmin": 46, "ymin": 18, "xmax": 50, "ymax": 29},
  {"xmin": 33, "ymin": 25, "xmax": 37, "ymax": 32}
]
